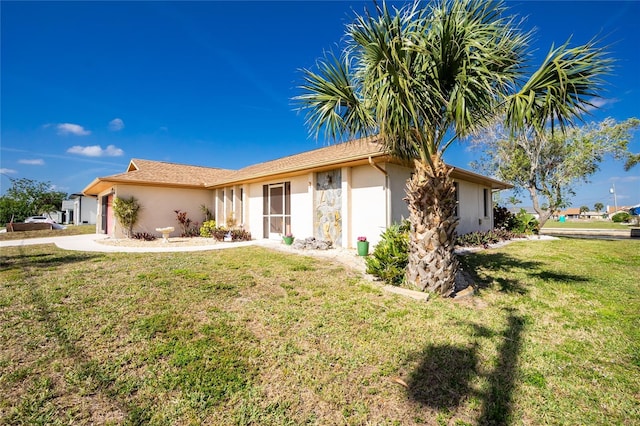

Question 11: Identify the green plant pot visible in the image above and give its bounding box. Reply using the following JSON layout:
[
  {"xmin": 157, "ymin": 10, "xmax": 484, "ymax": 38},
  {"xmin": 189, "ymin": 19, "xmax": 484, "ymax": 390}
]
[
  {"xmin": 283, "ymin": 236, "xmax": 294, "ymax": 245},
  {"xmin": 357, "ymin": 240, "xmax": 369, "ymax": 256}
]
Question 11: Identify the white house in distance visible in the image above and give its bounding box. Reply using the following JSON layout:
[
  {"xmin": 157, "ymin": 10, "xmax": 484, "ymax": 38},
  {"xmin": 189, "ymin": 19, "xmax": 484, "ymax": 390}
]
[
  {"xmin": 82, "ymin": 138, "xmax": 511, "ymax": 247},
  {"xmin": 61, "ymin": 193, "xmax": 97, "ymax": 225}
]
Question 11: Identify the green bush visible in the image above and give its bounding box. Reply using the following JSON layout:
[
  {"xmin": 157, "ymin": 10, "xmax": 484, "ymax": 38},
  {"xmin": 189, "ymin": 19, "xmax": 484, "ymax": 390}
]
[
  {"xmin": 200, "ymin": 220, "xmax": 217, "ymax": 238},
  {"xmin": 365, "ymin": 221, "xmax": 410, "ymax": 286},
  {"xmin": 494, "ymin": 205, "xmax": 517, "ymax": 230},
  {"xmin": 113, "ymin": 196, "xmax": 141, "ymax": 238},
  {"xmin": 514, "ymin": 208, "xmax": 539, "ymax": 234},
  {"xmin": 611, "ymin": 212, "xmax": 631, "ymax": 223}
]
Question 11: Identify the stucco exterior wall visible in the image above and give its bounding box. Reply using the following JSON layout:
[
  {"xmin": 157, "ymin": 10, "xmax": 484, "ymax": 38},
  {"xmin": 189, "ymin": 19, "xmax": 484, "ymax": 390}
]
[
  {"xmin": 98, "ymin": 185, "xmax": 213, "ymax": 238},
  {"xmin": 386, "ymin": 163, "xmax": 411, "ymax": 224},
  {"xmin": 75, "ymin": 196, "xmax": 97, "ymax": 225},
  {"xmin": 455, "ymin": 180, "xmax": 493, "ymax": 235},
  {"xmin": 350, "ymin": 165, "xmax": 387, "ymax": 247},
  {"xmin": 246, "ymin": 174, "xmax": 312, "ymax": 241}
]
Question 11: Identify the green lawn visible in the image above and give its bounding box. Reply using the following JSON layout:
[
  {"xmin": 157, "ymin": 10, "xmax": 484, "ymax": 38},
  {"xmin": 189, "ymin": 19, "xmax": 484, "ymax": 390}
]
[
  {"xmin": 1, "ymin": 239, "xmax": 638, "ymax": 425},
  {"xmin": 542, "ymin": 220, "xmax": 631, "ymax": 229},
  {"xmin": 0, "ymin": 224, "xmax": 96, "ymax": 241}
]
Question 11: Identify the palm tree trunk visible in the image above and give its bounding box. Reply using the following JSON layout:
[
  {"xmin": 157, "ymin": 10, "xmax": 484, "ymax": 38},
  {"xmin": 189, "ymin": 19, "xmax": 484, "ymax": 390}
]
[{"xmin": 405, "ymin": 156, "xmax": 459, "ymax": 296}]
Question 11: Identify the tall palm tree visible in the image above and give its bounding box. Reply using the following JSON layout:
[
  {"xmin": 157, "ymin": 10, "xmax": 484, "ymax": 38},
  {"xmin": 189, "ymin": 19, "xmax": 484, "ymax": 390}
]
[{"xmin": 295, "ymin": 0, "xmax": 610, "ymax": 295}]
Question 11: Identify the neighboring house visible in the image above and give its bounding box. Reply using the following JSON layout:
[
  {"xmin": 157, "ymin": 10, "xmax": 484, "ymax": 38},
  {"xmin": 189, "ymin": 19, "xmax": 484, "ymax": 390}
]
[
  {"xmin": 580, "ymin": 211, "xmax": 606, "ymax": 220},
  {"xmin": 606, "ymin": 205, "xmax": 633, "ymax": 216},
  {"xmin": 83, "ymin": 138, "xmax": 511, "ymax": 247},
  {"xmin": 556, "ymin": 207, "xmax": 582, "ymax": 220},
  {"xmin": 61, "ymin": 194, "xmax": 98, "ymax": 225}
]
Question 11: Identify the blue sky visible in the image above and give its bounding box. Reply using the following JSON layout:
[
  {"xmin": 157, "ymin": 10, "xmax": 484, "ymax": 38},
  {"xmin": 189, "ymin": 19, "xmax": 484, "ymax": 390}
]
[{"xmin": 1, "ymin": 1, "xmax": 638, "ymax": 210}]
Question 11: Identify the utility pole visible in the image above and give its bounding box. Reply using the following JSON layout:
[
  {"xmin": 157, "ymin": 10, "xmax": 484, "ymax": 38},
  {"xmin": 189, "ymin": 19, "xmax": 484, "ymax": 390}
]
[{"xmin": 609, "ymin": 184, "xmax": 618, "ymax": 213}]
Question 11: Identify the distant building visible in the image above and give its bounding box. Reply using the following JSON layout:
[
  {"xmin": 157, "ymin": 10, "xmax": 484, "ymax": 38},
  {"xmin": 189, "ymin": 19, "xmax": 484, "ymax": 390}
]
[{"xmin": 61, "ymin": 194, "xmax": 97, "ymax": 225}]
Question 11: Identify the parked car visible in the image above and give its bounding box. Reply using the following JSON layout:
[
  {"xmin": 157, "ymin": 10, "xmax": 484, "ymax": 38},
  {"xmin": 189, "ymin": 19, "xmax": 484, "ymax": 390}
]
[
  {"xmin": 23, "ymin": 216, "xmax": 66, "ymax": 230},
  {"xmin": 24, "ymin": 216, "xmax": 50, "ymax": 223}
]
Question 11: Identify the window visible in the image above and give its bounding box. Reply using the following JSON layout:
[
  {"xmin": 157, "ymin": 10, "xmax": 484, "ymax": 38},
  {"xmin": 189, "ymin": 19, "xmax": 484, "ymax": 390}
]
[{"xmin": 483, "ymin": 188, "xmax": 490, "ymax": 217}]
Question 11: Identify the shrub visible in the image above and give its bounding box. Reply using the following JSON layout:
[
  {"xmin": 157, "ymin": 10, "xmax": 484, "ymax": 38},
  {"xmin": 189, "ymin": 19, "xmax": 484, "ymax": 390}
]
[
  {"xmin": 365, "ymin": 221, "xmax": 410, "ymax": 286},
  {"xmin": 174, "ymin": 210, "xmax": 199, "ymax": 237},
  {"xmin": 494, "ymin": 205, "xmax": 517, "ymax": 230},
  {"xmin": 211, "ymin": 227, "xmax": 229, "ymax": 241},
  {"xmin": 112, "ymin": 196, "xmax": 141, "ymax": 238},
  {"xmin": 456, "ymin": 229, "xmax": 519, "ymax": 247},
  {"xmin": 514, "ymin": 208, "xmax": 539, "ymax": 234},
  {"xmin": 132, "ymin": 232, "xmax": 157, "ymax": 241},
  {"xmin": 230, "ymin": 229, "xmax": 252, "ymax": 241},
  {"xmin": 200, "ymin": 220, "xmax": 217, "ymax": 238},
  {"xmin": 611, "ymin": 211, "xmax": 631, "ymax": 223}
]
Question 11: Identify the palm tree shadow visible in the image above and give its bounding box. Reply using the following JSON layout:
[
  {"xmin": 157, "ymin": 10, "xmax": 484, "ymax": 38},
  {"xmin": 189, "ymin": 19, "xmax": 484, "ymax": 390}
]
[
  {"xmin": 459, "ymin": 252, "xmax": 588, "ymax": 295},
  {"xmin": 406, "ymin": 343, "xmax": 479, "ymax": 410},
  {"xmin": 478, "ymin": 311, "xmax": 525, "ymax": 425},
  {"xmin": 405, "ymin": 310, "xmax": 526, "ymax": 425},
  {"xmin": 0, "ymin": 247, "xmax": 101, "ymax": 270}
]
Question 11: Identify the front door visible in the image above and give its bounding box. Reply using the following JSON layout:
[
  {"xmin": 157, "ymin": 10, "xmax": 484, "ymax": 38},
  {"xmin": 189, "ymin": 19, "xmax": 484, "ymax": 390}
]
[{"xmin": 263, "ymin": 183, "xmax": 290, "ymax": 239}]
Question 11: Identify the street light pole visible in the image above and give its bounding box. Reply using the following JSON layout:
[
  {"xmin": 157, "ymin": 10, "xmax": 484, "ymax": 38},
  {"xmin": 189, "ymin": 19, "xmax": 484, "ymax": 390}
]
[{"xmin": 609, "ymin": 184, "xmax": 618, "ymax": 213}]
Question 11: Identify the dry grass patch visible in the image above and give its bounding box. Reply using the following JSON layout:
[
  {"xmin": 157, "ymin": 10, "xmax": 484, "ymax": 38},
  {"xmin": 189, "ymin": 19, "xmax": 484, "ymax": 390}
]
[{"xmin": 1, "ymin": 239, "xmax": 639, "ymax": 425}]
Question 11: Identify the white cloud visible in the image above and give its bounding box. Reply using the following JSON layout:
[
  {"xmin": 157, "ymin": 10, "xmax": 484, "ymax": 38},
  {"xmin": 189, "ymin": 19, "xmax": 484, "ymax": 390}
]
[
  {"xmin": 0, "ymin": 168, "xmax": 17, "ymax": 174},
  {"xmin": 67, "ymin": 144, "xmax": 124, "ymax": 157},
  {"xmin": 108, "ymin": 118, "xmax": 124, "ymax": 131},
  {"xmin": 18, "ymin": 159, "xmax": 45, "ymax": 165},
  {"xmin": 610, "ymin": 175, "xmax": 640, "ymax": 183},
  {"xmin": 584, "ymin": 97, "xmax": 618, "ymax": 113},
  {"xmin": 57, "ymin": 123, "xmax": 91, "ymax": 136}
]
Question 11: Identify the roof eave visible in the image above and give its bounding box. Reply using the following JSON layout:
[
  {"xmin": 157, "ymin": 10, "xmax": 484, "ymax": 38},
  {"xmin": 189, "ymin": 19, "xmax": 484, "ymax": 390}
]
[{"xmin": 206, "ymin": 151, "xmax": 392, "ymax": 188}]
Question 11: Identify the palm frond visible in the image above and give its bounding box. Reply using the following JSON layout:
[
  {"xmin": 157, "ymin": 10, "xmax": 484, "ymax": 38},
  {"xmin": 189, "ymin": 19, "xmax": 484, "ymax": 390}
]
[
  {"xmin": 505, "ymin": 38, "xmax": 613, "ymax": 135},
  {"xmin": 294, "ymin": 52, "xmax": 375, "ymax": 141}
]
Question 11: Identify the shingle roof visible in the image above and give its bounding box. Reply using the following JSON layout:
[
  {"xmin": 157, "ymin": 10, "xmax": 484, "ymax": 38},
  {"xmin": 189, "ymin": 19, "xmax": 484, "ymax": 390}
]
[
  {"xmin": 123, "ymin": 159, "xmax": 233, "ymax": 186},
  {"xmin": 82, "ymin": 159, "xmax": 234, "ymax": 195},
  {"xmin": 83, "ymin": 136, "xmax": 512, "ymax": 194},
  {"xmin": 213, "ymin": 137, "xmax": 386, "ymax": 186}
]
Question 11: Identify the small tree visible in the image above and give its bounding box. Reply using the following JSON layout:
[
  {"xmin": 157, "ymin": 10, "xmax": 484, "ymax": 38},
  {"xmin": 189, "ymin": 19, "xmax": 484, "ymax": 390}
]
[
  {"xmin": 0, "ymin": 178, "xmax": 66, "ymax": 223},
  {"xmin": 112, "ymin": 196, "xmax": 141, "ymax": 238},
  {"xmin": 580, "ymin": 206, "xmax": 589, "ymax": 216},
  {"xmin": 473, "ymin": 118, "xmax": 639, "ymax": 228},
  {"xmin": 594, "ymin": 202, "xmax": 604, "ymax": 213}
]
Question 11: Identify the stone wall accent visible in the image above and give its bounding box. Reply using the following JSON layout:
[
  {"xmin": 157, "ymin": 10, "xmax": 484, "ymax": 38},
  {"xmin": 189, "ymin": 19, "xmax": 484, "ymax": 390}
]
[{"xmin": 314, "ymin": 169, "xmax": 342, "ymax": 246}]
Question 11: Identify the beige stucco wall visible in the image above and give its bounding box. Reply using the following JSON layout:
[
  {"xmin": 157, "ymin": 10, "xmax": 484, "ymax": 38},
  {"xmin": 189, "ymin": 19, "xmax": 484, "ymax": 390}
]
[
  {"xmin": 97, "ymin": 185, "xmax": 214, "ymax": 238},
  {"xmin": 386, "ymin": 163, "xmax": 411, "ymax": 224},
  {"xmin": 350, "ymin": 165, "xmax": 387, "ymax": 247},
  {"xmin": 245, "ymin": 174, "xmax": 313, "ymax": 241},
  {"xmin": 455, "ymin": 180, "xmax": 493, "ymax": 235}
]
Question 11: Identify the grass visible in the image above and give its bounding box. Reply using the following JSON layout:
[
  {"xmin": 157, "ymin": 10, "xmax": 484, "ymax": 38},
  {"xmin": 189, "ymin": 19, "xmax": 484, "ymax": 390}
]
[
  {"xmin": 1, "ymin": 238, "xmax": 639, "ymax": 424},
  {"xmin": 0, "ymin": 224, "xmax": 96, "ymax": 241},
  {"xmin": 542, "ymin": 220, "xmax": 632, "ymax": 229}
]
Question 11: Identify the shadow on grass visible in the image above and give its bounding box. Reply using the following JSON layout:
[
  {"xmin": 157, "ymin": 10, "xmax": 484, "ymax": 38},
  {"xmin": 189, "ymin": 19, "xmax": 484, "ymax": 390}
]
[
  {"xmin": 24, "ymin": 277, "xmax": 150, "ymax": 424},
  {"xmin": 0, "ymin": 246, "xmax": 101, "ymax": 270},
  {"xmin": 406, "ymin": 310, "xmax": 525, "ymax": 425},
  {"xmin": 458, "ymin": 252, "xmax": 588, "ymax": 295}
]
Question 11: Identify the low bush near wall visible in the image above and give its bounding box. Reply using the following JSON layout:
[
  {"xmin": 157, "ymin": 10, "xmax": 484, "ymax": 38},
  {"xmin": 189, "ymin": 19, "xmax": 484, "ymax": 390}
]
[
  {"xmin": 132, "ymin": 232, "xmax": 157, "ymax": 241},
  {"xmin": 365, "ymin": 221, "xmax": 410, "ymax": 286},
  {"xmin": 455, "ymin": 229, "xmax": 521, "ymax": 247}
]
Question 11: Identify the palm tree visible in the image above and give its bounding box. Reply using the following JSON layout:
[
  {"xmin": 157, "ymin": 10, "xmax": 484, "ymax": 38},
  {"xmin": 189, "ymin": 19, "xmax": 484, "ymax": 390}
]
[
  {"xmin": 295, "ymin": 0, "xmax": 609, "ymax": 296},
  {"xmin": 594, "ymin": 202, "xmax": 604, "ymax": 213}
]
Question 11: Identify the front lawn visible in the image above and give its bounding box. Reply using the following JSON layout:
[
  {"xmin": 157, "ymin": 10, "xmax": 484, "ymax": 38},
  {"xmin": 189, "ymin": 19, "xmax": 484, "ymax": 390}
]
[
  {"xmin": 1, "ymin": 239, "xmax": 638, "ymax": 424},
  {"xmin": 0, "ymin": 224, "xmax": 96, "ymax": 241},
  {"xmin": 543, "ymin": 220, "xmax": 631, "ymax": 229}
]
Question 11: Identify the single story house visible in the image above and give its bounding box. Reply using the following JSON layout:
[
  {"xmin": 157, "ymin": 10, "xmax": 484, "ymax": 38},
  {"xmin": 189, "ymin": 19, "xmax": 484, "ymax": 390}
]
[
  {"xmin": 61, "ymin": 193, "xmax": 98, "ymax": 225},
  {"xmin": 82, "ymin": 138, "xmax": 511, "ymax": 247}
]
